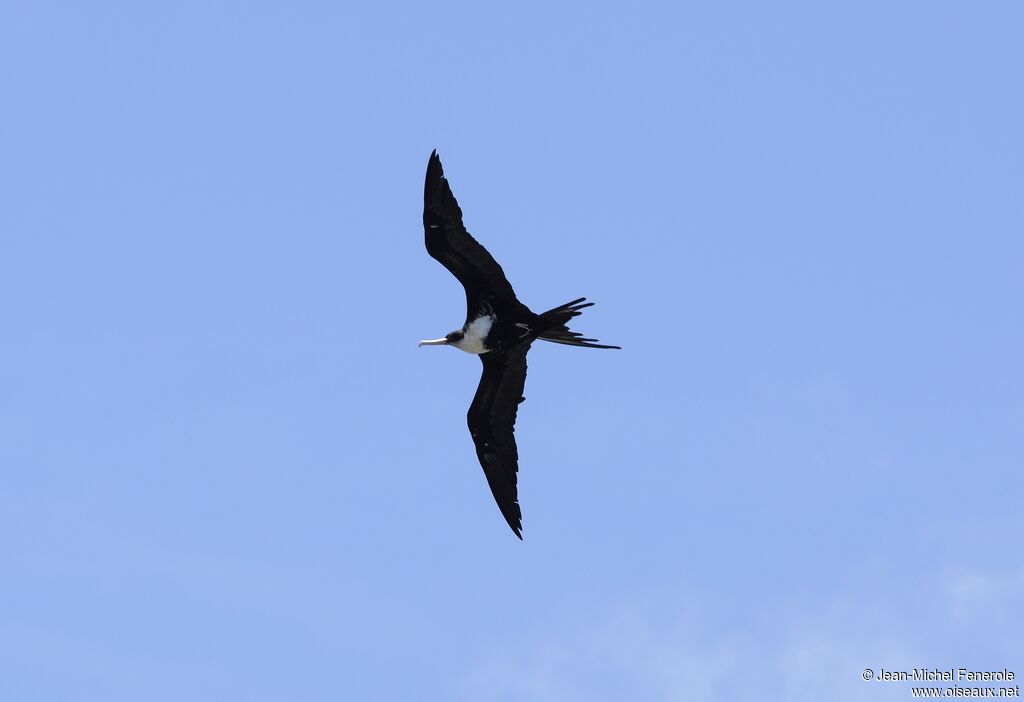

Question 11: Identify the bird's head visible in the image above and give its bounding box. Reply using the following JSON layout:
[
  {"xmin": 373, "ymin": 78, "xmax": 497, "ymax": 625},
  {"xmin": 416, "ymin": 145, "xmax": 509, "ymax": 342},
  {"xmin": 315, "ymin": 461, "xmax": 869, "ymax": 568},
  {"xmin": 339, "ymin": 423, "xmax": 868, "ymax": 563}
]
[{"xmin": 418, "ymin": 330, "xmax": 464, "ymax": 347}]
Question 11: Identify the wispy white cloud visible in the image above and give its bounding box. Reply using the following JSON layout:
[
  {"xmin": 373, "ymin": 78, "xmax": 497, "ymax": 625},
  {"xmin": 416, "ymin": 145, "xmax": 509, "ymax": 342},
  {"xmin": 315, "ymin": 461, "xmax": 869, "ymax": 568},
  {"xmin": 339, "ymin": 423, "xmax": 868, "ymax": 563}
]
[
  {"xmin": 944, "ymin": 565, "xmax": 1024, "ymax": 621},
  {"xmin": 458, "ymin": 602, "xmax": 736, "ymax": 702},
  {"xmin": 456, "ymin": 564, "xmax": 1024, "ymax": 702}
]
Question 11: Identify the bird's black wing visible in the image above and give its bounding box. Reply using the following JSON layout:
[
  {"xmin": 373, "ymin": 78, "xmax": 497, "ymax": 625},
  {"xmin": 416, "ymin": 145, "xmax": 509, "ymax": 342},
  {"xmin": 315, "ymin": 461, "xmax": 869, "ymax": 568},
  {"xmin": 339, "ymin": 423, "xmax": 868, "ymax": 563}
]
[
  {"xmin": 467, "ymin": 344, "xmax": 531, "ymax": 539},
  {"xmin": 423, "ymin": 150, "xmax": 528, "ymax": 321}
]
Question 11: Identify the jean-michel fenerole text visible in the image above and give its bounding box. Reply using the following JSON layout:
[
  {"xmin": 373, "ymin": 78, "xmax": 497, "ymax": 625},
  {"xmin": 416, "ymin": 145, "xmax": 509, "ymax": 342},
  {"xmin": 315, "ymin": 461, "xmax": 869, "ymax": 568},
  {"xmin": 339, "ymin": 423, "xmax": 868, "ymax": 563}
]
[{"xmin": 876, "ymin": 669, "xmax": 1014, "ymax": 682}]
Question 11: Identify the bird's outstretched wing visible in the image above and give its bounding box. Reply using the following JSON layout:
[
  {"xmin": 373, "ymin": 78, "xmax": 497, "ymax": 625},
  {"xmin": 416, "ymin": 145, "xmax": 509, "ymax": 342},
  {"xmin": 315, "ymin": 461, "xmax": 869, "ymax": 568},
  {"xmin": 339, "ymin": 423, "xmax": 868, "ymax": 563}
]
[
  {"xmin": 467, "ymin": 344, "xmax": 530, "ymax": 539},
  {"xmin": 423, "ymin": 150, "xmax": 527, "ymax": 321}
]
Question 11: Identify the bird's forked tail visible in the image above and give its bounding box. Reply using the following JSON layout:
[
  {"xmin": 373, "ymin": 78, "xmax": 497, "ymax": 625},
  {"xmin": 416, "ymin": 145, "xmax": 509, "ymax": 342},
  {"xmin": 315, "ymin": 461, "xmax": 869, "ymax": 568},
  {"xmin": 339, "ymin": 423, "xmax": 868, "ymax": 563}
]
[{"xmin": 537, "ymin": 298, "xmax": 621, "ymax": 349}]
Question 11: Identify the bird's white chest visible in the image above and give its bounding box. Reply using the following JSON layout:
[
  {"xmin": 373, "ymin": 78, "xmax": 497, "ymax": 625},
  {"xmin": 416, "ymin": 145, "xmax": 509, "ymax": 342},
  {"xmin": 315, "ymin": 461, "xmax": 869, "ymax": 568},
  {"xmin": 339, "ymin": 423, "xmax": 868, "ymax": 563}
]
[{"xmin": 453, "ymin": 315, "xmax": 494, "ymax": 354}]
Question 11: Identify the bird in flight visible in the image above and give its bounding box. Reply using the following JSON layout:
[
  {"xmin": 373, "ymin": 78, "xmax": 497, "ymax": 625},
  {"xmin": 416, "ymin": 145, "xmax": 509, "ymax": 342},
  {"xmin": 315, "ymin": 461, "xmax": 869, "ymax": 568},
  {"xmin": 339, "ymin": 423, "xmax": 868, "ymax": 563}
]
[{"xmin": 419, "ymin": 150, "xmax": 620, "ymax": 539}]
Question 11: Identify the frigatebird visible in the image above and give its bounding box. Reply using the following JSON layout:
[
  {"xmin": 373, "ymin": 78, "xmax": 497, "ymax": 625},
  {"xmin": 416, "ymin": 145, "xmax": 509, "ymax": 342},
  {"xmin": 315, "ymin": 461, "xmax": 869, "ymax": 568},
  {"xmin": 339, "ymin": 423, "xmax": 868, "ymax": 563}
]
[{"xmin": 419, "ymin": 150, "xmax": 619, "ymax": 539}]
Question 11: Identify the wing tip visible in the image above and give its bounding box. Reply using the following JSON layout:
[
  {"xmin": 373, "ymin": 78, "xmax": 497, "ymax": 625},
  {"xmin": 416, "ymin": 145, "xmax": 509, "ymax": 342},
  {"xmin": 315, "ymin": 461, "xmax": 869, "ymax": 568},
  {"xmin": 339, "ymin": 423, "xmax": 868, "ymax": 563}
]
[
  {"xmin": 426, "ymin": 150, "xmax": 441, "ymax": 174},
  {"xmin": 505, "ymin": 500, "xmax": 523, "ymax": 540},
  {"xmin": 424, "ymin": 150, "xmax": 451, "ymax": 218},
  {"xmin": 424, "ymin": 149, "xmax": 451, "ymax": 205}
]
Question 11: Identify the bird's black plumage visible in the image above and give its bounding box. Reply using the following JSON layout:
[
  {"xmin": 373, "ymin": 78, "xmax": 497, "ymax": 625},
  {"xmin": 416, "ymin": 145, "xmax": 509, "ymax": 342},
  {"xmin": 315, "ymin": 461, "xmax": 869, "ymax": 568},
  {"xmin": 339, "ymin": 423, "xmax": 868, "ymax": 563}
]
[
  {"xmin": 421, "ymin": 150, "xmax": 619, "ymax": 539},
  {"xmin": 467, "ymin": 345, "xmax": 529, "ymax": 538},
  {"xmin": 423, "ymin": 152, "xmax": 531, "ymax": 323}
]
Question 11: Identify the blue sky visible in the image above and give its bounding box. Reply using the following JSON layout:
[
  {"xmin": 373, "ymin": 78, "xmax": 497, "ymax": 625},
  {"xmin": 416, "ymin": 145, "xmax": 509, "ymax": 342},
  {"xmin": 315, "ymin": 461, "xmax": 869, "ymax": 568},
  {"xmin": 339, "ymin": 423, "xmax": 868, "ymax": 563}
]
[{"xmin": 1, "ymin": 1, "xmax": 1022, "ymax": 699}]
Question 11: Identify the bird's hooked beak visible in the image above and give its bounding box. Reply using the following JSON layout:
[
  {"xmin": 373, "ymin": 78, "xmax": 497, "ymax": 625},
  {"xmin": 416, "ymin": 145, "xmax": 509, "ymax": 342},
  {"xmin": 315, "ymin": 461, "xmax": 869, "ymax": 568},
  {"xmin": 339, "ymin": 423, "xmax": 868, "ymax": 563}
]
[{"xmin": 418, "ymin": 337, "xmax": 449, "ymax": 347}]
